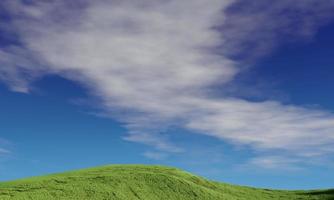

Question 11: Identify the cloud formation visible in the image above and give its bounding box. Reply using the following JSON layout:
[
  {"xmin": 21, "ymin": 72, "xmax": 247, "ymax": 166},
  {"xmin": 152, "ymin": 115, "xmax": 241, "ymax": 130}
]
[
  {"xmin": 221, "ymin": 0, "xmax": 334, "ymax": 60},
  {"xmin": 0, "ymin": 138, "xmax": 10, "ymax": 156},
  {"xmin": 0, "ymin": 148, "xmax": 10, "ymax": 155},
  {"xmin": 1, "ymin": 0, "xmax": 334, "ymax": 168}
]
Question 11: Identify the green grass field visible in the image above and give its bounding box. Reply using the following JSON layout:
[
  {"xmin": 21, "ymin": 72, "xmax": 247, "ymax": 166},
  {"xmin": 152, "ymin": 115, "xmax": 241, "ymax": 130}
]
[{"xmin": 0, "ymin": 165, "xmax": 333, "ymax": 200}]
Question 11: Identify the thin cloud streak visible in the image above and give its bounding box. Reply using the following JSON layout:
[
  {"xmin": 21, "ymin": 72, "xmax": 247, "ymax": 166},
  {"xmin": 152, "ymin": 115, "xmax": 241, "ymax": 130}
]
[
  {"xmin": 221, "ymin": 0, "xmax": 334, "ymax": 61},
  {"xmin": 0, "ymin": 148, "xmax": 10, "ymax": 155},
  {"xmin": 1, "ymin": 0, "xmax": 334, "ymax": 168},
  {"xmin": 143, "ymin": 151, "xmax": 168, "ymax": 160},
  {"xmin": 0, "ymin": 138, "xmax": 11, "ymax": 156}
]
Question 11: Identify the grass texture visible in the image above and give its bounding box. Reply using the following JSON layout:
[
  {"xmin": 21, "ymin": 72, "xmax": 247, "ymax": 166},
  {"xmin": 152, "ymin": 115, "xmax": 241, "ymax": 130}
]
[{"xmin": 0, "ymin": 165, "xmax": 333, "ymax": 200}]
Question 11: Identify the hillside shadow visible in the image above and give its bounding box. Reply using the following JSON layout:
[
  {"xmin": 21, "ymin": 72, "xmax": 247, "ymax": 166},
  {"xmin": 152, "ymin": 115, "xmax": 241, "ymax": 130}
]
[{"xmin": 307, "ymin": 189, "xmax": 334, "ymax": 200}]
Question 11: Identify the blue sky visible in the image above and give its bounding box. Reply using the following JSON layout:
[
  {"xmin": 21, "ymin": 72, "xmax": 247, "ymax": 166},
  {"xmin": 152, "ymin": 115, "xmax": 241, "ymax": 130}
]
[{"xmin": 1, "ymin": 0, "xmax": 334, "ymax": 189}]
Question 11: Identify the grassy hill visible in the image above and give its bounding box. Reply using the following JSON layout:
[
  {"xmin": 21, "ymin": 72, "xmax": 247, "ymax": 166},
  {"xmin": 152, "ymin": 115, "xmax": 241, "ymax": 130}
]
[{"xmin": 0, "ymin": 165, "xmax": 333, "ymax": 200}]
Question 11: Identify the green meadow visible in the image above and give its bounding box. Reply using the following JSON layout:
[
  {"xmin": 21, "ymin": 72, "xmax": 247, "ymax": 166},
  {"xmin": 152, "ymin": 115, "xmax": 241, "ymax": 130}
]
[{"xmin": 0, "ymin": 165, "xmax": 333, "ymax": 200}]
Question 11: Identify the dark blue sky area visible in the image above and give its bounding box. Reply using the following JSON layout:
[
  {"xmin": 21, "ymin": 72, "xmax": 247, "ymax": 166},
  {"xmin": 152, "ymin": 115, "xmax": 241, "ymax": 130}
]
[{"xmin": 251, "ymin": 22, "xmax": 334, "ymax": 110}]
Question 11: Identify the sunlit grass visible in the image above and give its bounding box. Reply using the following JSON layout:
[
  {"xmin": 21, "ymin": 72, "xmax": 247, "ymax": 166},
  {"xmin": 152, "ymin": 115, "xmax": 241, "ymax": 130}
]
[{"xmin": 0, "ymin": 165, "xmax": 333, "ymax": 200}]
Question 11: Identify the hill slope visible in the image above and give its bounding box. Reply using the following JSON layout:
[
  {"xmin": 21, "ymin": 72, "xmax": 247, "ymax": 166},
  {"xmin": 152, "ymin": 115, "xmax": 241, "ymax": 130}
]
[{"xmin": 0, "ymin": 165, "xmax": 333, "ymax": 200}]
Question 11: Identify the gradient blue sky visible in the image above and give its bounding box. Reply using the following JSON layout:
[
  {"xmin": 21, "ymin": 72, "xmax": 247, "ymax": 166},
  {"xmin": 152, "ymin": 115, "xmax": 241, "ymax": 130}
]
[{"xmin": 1, "ymin": 0, "xmax": 334, "ymax": 190}]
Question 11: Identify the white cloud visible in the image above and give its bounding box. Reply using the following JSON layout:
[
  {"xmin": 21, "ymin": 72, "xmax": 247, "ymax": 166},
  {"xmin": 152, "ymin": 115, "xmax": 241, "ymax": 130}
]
[
  {"xmin": 125, "ymin": 132, "xmax": 183, "ymax": 153},
  {"xmin": 0, "ymin": 47, "xmax": 41, "ymax": 93},
  {"xmin": 186, "ymin": 98, "xmax": 334, "ymax": 156},
  {"xmin": 247, "ymin": 156, "xmax": 302, "ymax": 170},
  {"xmin": 1, "ymin": 0, "xmax": 334, "ymax": 168}
]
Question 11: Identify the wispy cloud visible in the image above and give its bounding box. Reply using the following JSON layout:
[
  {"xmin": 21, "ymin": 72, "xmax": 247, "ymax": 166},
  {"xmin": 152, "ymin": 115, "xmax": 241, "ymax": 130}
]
[
  {"xmin": 143, "ymin": 151, "xmax": 168, "ymax": 160},
  {"xmin": 0, "ymin": 148, "xmax": 10, "ymax": 155},
  {"xmin": 0, "ymin": 138, "xmax": 11, "ymax": 156},
  {"xmin": 1, "ymin": 0, "xmax": 334, "ymax": 169},
  {"xmin": 247, "ymin": 154, "xmax": 334, "ymax": 170},
  {"xmin": 221, "ymin": 0, "xmax": 334, "ymax": 61},
  {"xmin": 245, "ymin": 155, "xmax": 303, "ymax": 170}
]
